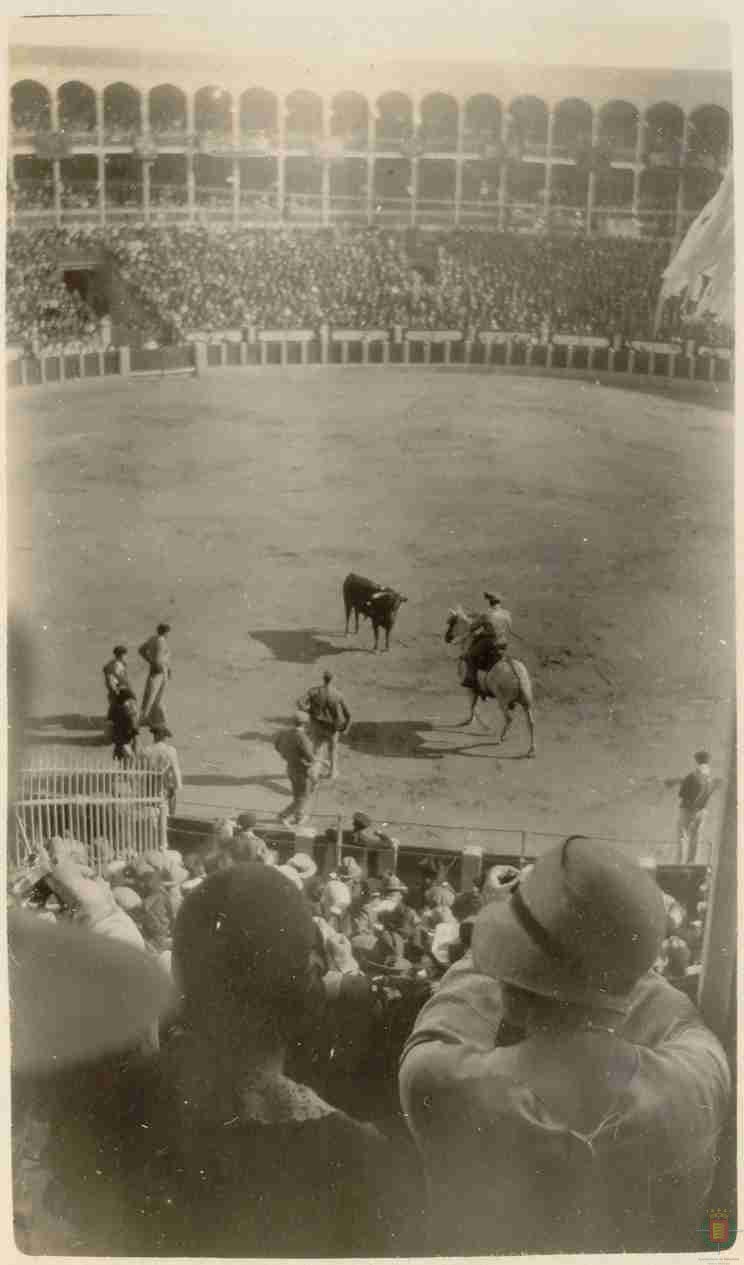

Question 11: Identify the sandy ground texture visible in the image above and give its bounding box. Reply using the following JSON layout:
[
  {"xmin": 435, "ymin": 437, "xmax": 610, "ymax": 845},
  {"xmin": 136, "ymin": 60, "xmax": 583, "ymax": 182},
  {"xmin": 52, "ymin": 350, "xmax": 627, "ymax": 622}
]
[{"xmin": 8, "ymin": 367, "xmax": 735, "ymax": 862}]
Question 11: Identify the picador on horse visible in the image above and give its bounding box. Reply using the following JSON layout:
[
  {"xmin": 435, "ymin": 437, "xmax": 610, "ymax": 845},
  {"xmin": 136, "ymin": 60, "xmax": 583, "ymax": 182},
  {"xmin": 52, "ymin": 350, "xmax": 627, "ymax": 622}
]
[{"xmin": 461, "ymin": 591, "xmax": 513, "ymax": 695}]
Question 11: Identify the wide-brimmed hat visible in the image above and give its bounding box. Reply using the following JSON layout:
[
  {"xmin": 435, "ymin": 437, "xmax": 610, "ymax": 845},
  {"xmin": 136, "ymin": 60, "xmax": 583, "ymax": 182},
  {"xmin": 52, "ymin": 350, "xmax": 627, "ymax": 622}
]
[
  {"xmin": 287, "ymin": 853, "xmax": 317, "ymax": 880},
  {"xmin": 483, "ymin": 591, "xmax": 502, "ymax": 603},
  {"xmin": 472, "ymin": 836, "xmax": 665, "ymax": 1012}
]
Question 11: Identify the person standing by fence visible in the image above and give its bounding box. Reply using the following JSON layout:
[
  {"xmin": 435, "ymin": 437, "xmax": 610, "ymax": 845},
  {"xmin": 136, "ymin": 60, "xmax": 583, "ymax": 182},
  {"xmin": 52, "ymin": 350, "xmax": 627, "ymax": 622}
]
[
  {"xmin": 676, "ymin": 750, "xmax": 717, "ymax": 864},
  {"xmin": 138, "ymin": 623, "xmax": 171, "ymax": 727},
  {"xmin": 143, "ymin": 726, "xmax": 183, "ymax": 816}
]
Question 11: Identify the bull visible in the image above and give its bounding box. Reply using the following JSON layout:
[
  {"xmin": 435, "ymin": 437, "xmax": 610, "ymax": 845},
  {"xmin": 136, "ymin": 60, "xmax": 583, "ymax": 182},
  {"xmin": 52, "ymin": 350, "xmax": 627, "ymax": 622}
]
[{"xmin": 342, "ymin": 573, "xmax": 407, "ymax": 652}]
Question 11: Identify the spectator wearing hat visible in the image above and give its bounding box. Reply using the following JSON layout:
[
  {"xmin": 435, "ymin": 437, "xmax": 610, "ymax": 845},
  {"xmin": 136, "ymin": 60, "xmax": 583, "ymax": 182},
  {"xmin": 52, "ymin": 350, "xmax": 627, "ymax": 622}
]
[
  {"xmin": 138, "ymin": 622, "xmax": 172, "ymax": 727},
  {"xmin": 33, "ymin": 864, "xmax": 422, "ymax": 1256},
  {"xmin": 400, "ymin": 835, "xmax": 730, "ymax": 1256},
  {"xmin": 676, "ymin": 750, "xmax": 717, "ymax": 864},
  {"xmin": 298, "ymin": 670, "xmax": 351, "ymax": 781},
  {"xmin": 286, "ymin": 852, "xmax": 318, "ymax": 887},
  {"xmin": 163, "ymin": 865, "xmax": 417, "ymax": 1255},
  {"xmin": 143, "ymin": 726, "xmax": 183, "ymax": 815},
  {"xmin": 479, "ymin": 863, "xmax": 521, "ymax": 904},
  {"xmin": 102, "ymin": 645, "xmax": 131, "ymax": 723},
  {"xmin": 273, "ymin": 712, "xmax": 318, "ymax": 827}
]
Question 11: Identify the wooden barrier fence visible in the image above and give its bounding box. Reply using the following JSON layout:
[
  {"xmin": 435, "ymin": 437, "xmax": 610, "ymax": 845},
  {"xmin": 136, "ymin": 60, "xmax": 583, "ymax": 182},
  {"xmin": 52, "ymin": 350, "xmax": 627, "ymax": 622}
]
[{"xmin": 7, "ymin": 330, "xmax": 734, "ymax": 388}]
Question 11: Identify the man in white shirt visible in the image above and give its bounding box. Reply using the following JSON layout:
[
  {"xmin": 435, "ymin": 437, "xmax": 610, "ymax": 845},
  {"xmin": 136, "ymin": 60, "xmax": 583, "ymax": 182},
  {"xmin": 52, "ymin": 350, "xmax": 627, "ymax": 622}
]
[
  {"xmin": 138, "ymin": 622, "xmax": 171, "ymax": 726},
  {"xmin": 144, "ymin": 725, "xmax": 183, "ymax": 816}
]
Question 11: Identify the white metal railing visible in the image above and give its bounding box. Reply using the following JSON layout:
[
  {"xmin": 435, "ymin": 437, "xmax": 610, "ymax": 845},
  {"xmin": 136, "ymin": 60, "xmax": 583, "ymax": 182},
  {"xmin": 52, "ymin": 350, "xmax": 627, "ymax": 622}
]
[{"xmin": 14, "ymin": 748, "xmax": 168, "ymax": 869}]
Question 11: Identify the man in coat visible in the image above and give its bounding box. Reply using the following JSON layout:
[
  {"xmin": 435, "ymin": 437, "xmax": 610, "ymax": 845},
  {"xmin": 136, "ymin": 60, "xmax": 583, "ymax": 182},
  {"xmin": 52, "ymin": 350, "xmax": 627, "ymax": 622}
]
[
  {"xmin": 677, "ymin": 749, "xmax": 717, "ymax": 863},
  {"xmin": 399, "ymin": 835, "xmax": 730, "ymax": 1256},
  {"xmin": 274, "ymin": 712, "xmax": 319, "ymax": 827}
]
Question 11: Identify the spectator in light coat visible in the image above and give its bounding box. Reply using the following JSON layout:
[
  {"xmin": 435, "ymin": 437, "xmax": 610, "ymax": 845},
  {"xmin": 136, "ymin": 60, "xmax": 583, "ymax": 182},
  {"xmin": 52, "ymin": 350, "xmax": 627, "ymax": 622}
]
[{"xmin": 400, "ymin": 835, "xmax": 730, "ymax": 1256}]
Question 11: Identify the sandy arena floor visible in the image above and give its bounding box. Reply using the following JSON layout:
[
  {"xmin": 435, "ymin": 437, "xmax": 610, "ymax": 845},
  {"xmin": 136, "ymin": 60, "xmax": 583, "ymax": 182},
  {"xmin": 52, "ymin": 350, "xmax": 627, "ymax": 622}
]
[{"xmin": 8, "ymin": 367, "xmax": 735, "ymax": 861}]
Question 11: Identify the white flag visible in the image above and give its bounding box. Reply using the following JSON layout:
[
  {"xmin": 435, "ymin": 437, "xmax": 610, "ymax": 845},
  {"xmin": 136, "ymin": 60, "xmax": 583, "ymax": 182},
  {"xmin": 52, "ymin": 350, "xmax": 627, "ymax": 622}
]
[{"xmin": 656, "ymin": 165, "xmax": 734, "ymax": 328}]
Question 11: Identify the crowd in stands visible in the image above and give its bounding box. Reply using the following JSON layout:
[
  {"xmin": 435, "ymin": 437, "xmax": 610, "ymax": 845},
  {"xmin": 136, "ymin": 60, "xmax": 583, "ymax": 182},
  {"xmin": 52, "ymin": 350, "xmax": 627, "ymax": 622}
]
[
  {"xmin": 5, "ymin": 227, "xmax": 99, "ymax": 349},
  {"xmin": 10, "ymin": 824, "xmax": 728, "ymax": 1256},
  {"xmin": 6, "ymin": 223, "xmax": 732, "ymax": 352},
  {"xmin": 9, "ymin": 816, "xmax": 710, "ymax": 1000}
]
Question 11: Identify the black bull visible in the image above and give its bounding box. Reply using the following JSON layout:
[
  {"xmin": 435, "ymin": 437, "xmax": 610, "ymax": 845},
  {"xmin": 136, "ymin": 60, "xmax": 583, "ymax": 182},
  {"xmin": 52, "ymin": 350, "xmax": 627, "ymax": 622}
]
[{"xmin": 343, "ymin": 573, "xmax": 407, "ymax": 651}]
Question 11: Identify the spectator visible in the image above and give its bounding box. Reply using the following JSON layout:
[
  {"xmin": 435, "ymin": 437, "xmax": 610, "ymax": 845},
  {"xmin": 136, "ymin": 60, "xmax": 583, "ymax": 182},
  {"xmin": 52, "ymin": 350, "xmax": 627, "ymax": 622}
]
[
  {"xmin": 110, "ymin": 686, "xmax": 139, "ymax": 760},
  {"xmin": 676, "ymin": 749, "xmax": 717, "ymax": 864},
  {"xmin": 400, "ymin": 836, "xmax": 730, "ymax": 1255},
  {"xmin": 142, "ymin": 725, "xmax": 183, "ymax": 815}
]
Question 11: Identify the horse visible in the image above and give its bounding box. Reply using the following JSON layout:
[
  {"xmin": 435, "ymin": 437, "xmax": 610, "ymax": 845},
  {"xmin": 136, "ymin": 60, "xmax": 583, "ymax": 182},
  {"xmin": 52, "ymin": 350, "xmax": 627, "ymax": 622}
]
[{"xmin": 443, "ymin": 605, "xmax": 536, "ymax": 757}]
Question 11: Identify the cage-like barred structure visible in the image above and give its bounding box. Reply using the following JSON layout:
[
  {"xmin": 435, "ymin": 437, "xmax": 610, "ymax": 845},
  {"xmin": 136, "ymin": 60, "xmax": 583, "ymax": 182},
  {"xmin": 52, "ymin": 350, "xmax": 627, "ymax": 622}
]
[{"xmin": 13, "ymin": 748, "xmax": 168, "ymax": 870}]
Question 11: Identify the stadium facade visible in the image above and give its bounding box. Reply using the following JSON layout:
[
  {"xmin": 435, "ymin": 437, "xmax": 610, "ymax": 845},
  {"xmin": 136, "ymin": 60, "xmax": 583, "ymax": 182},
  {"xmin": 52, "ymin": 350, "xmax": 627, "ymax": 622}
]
[{"xmin": 9, "ymin": 46, "xmax": 732, "ymax": 239}]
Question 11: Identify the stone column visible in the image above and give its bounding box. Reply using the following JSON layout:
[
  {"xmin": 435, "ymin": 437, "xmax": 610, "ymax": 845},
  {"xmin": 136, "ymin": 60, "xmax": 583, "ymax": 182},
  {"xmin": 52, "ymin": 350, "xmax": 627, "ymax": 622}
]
[
  {"xmin": 410, "ymin": 99, "xmax": 421, "ymax": 227},
  {"xmin": 674, "ymin": 114, "xmax": 690, "ymax": 242},
  {"xmin": 142, "ymin": 159, "xmax": 151, "ymax": 225},
  {"xmin": 586, "ymin": 109, "xmax": 600, "ymax": 237},
  {"xmin": 454, "ymin": 98, "xmax": 464, "ymax": 226},
  {"xmin": 232, "ymin": 102, "xmax": 240, "ymax": 226},
  {"xmin": 186, "ymin": 93, "xmax": 196, "ymax": 223},
  {"xmin": 321, "ymin": 98, "xmax": 332, "ymax": 227},
  {"xmin": 498, "ymin": 111, "xmax": 509, "ymax": 230},
  {"xmin": 277, "ymin": 96, "xmax": 286, "ymax": 220},
  {"xmin": 632, "ymin": 112, "xmax": 645, "ymax": 218},
  {"xmin": 367, "ymin": 108, "xmax": 376, "ymax": 225},
  {"xmin": 543, "ymin": 107, "xmax": 555, "ymax": 220}
]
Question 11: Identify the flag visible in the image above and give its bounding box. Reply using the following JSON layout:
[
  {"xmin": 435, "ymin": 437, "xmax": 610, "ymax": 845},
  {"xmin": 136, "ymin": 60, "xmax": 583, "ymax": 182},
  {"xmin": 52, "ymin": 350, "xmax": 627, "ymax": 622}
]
[{"xmin": 655, "ymin": 165, "xmax": 734, "ymax": 330}]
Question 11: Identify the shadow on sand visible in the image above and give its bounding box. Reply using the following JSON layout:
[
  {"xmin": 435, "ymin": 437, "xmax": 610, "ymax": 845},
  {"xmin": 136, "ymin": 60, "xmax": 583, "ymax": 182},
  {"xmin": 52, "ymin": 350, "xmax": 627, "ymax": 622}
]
[
  {"xmin": 28, "ymin": 713, "xmax": 105, "ymax": 731},
  {"xmin": 184, "ymin": 773, "xmax": 288, "ymax": 795},
  {"xmin": 248, "ymin": 628, "xmax": 369, "ymax": 664}
]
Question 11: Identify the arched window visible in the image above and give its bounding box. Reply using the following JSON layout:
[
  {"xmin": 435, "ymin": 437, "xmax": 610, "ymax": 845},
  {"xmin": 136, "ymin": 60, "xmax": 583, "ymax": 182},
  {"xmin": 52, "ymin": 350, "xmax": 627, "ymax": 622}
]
[
  {"xmin": 58, "ymin": 81, "xmax": 97, "ymax": 137},
  {"xmin": 376, "ymin": 93, "xmax": 413, "ymax": 146},
  {"xmin": 508, "ymin": 96, "xmax": 548, "ymax": 154},
  {"xmin": 463, "ymin": 95, "xmax": 502, "ymax": 148},
  {"xmin": 644, "ymin": 102, "xmax": 684, "ymax": 166},
  {"xmin": 149, "ymin": 85, "xmax": 187, "ymax": 139},
  {"xmin": 552, "ymin": 98, "xmax": 593, "ymax": 157},
  {"xmin": 420, "ymin": 93, "xmax": 458, "ymax": 149},
  {"xmin": 330, "ymin": 92, "xmax": 369, "ymax": 147},
  {"xmin": 597, "ymin": 100, "xmax": 639, "ymax": 159},
  {"xmin": 285, "ymin": 91, "xmax": 323, "ymax": 144},
  {"xmin": 239, "ymin": 88, "xmax": 278, "ymax": 141},
  {"xmin": 194, "ymin": 86, "xmax": 232, "ymax": 139},
  {"xmin": 11, "ymin": 80, "xmax": 51, "ymax": 134},
  {"xmin": 103, "ymin": 83, "xmax": 141, "ymax": 140},
  {"xmin": 687, "ymin": 105, "xmax": 730, "ymax": 169}
]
